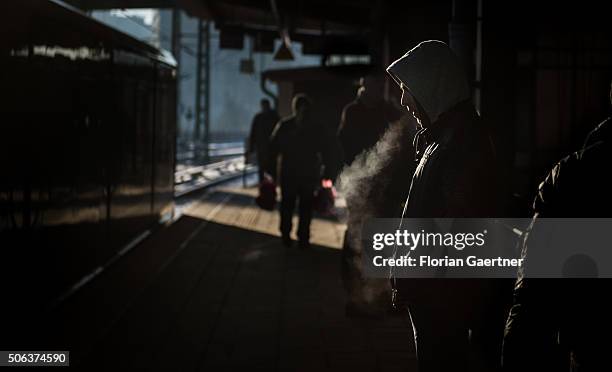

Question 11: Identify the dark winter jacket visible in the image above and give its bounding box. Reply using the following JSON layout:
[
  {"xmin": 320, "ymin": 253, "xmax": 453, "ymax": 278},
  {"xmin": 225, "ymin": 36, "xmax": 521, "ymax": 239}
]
[
  {"xmin": 268, "ymin": 115, "xmax": 335, "ymax": 186},
  {"xmin": 503, "ymin": 117, "xmax": 612, "ymax": 372},
  {"xmin": 249, "ymin": 109, "xmax": 280, "ymax": 155},
  {"xmin": 403, "ymin": 100, "xmax": 499, "ymax": 218}
]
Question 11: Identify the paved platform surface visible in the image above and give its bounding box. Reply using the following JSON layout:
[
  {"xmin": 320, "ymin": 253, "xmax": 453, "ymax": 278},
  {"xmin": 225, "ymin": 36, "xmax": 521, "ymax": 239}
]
[{"xmin": 46, "ymin": 186, "xmax": 416, "ymax": 371}]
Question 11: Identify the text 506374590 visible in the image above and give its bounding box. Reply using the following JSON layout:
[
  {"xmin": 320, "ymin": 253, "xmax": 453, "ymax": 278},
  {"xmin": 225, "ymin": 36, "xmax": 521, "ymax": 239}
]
[{"xmin": 0, "ymin": 351, "xmax": 69, "ymax": 367}]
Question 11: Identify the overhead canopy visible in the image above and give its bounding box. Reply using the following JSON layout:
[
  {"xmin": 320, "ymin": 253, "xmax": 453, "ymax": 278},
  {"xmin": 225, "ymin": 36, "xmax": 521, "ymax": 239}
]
[
  {"xmin": 63, "ymin": 0, "xmax": 453, "ymax": 59},
  {"xmin": 63, "ymin": 0, "xmax": 611, "ymax": 46},
  {"xmin": 66, "ymin": 0, "xmax": 379, "ymax": 30},
  {"xmin": 3, "ymin": 0, "xmax": 175, "ymax": 66}
]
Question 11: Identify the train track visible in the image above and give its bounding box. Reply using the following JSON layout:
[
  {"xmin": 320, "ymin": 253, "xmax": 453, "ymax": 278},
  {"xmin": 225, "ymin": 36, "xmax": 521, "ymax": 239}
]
[{"xmin": 174, "ymin": 155, "xmax": 257, "ymax": 197}]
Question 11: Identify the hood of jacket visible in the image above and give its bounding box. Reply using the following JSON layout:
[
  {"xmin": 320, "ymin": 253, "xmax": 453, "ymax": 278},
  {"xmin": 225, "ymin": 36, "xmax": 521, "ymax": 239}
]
[{"xmin": 386, "ymin": 40, "xmax": 470, "ymax": 123}]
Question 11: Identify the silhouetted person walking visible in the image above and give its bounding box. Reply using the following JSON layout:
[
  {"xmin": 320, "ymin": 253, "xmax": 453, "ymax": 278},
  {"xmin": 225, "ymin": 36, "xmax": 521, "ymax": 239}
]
[
  {"xmin": 337, "ymin": 74, "xmax": 402, "ymax": 166},
  {"xmin": 503, "ymin": 82, "xmax": 612, "ymax": 372},
  {"xmin": 387, "ymin": 40, "xmax": 510, "ymax": 372},
  {"xmin": 268, "ymin": 94, "xmax": 334, "ymax": 249},
  {"xmin": 249, "ymin": 98, "xmax": 279, "ymax": 183}
]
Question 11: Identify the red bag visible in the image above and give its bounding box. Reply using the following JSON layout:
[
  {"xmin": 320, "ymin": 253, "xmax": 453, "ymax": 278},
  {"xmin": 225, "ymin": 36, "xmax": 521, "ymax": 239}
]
[
  {"xmin": 256, "ymin": 174, "xmax": 277, "ymax": 211},
  {"xmin": 314, "ymin": 179, "xmax": 336, "ymax": 216}
]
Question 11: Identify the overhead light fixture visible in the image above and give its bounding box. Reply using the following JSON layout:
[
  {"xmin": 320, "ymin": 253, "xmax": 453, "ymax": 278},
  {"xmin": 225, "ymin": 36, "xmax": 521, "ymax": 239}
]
[
  {"xmin": 273, "ymin": 33, "xmax": 294, "ymax": 61},
  {"xmin": 269, "ymin": 0, "xmax": 294, "ymax": 61}
]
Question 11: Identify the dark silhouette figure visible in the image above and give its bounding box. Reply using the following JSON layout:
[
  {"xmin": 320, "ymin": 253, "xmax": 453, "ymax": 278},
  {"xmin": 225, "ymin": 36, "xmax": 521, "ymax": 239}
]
[
  {"xmin": 337, "ymin": 75, "xmax": 402, "ymax": 166},
  {"xmin": 387, "ymin": 40, "xmax": 511, "ymax": 372},
  {"xmin": 249, "ymin": 99, "xmax": 280, "ymax": 182},
  {"xmin": 268, "ymin": 94, "xmax": 334, "ymax": 249},
  {"xmin": 503, "ymin": 84, "xmax": 612, "ymax": 372}
]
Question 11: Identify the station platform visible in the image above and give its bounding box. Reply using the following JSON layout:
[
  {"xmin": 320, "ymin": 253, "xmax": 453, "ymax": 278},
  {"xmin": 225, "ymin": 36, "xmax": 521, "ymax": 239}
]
[{"xmin": 27, "ymin": 185, "xmax": 415, "ymax": 371}]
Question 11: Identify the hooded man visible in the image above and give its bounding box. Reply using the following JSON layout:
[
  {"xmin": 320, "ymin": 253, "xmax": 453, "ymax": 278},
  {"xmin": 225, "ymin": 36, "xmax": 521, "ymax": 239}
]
[{"xmin": 386, "ymin": 40, "xmax": 510, "ymax": 371}]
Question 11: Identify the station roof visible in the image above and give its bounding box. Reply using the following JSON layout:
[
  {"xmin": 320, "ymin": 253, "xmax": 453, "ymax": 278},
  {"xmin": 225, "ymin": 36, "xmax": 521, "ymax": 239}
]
[
  {"xmin": 64, "ymin": 0, "xmax": 452, "ymax": 56},
  {"xmin": 3, "ymin": 0, "xmax": 176, "ymax": 66},
  {"xmin": 66, "ymin": 0, "xmax": 390, "ymax": 30}
]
